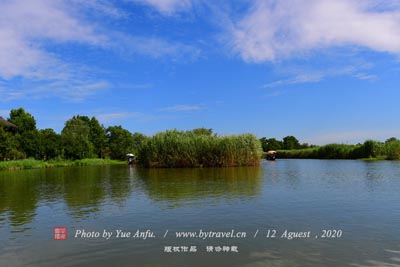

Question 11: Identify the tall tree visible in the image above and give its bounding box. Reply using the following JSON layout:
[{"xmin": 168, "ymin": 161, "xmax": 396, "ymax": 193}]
[
  {"xmin": 260, "ymin": 137, "xmax": 283, "ymax": 151},
  {"xmin": 61, "ymin": 116, "xmax": 93, "ymax": 159},
  {"xmin": 106, "ymin": 126, "xmax": 134, "ymax": 160},
  {"xmin": 88, "ymin": 117, "xmax": 107, "ymax": 158},
  {"xmin": 37, "ymin": 129, "xmax": 62, "ymax": 160},
  {"xmin": 283, "ymin": 135, "xmax": 300, "ymax": 150},
  {"xmin": 9, "ymin": 108, "xmax": 38, "ymax": 158}
]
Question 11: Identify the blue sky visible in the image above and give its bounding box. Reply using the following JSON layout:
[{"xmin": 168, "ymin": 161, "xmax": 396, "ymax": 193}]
[{"xmin": 1, "ymin": 0, "xmax": 400, "ymax": 145}]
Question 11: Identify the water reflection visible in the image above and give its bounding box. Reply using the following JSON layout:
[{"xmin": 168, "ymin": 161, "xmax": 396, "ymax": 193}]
[
  {"xmin": 0, "ymin": 171, "xmax": 38, "ymax": 227},
  {"xmin": 134, "ymin": 166, "xmax": 263, "ymax": 204},
  {"xmin": 0, "ymin": 166, "xmax": 134, "ymax": 225},
  {"xmin": 0, "ymin": 165, "xmax": 263, "ymax": 226},
  {"xmin": 1, "ymin": 160, "xmax": 400, "ymax": 267}
]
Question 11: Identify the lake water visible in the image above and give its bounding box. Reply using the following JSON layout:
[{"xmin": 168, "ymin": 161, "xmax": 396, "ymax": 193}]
[{"xmin": 1, "ymin": 159, "xmax": 400, "ymax": 267}]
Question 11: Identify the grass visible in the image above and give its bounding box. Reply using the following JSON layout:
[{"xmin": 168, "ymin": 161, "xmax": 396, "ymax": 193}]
[
  {"xmin": 137, "ymin": 130, "xmax": 263, "ymax": 168},
  {"xmin": 0, "ymin": 158, "xmax": 125, "ymax": 171}
]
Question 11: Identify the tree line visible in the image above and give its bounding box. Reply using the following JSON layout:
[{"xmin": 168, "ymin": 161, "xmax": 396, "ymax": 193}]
[
  {"xmin": 0, "ymin": 108, "xmax": 263, "ymax": 167},
  {"xmin": 2, "ymin": 107, "xmax": 399, "ymax": 162},
  {"xmin": 0, "ymin": 108, "xmax": 146, "ymax": 161},
  {"xmin": 259, "ymin": 136, "xmax": 313, "ymax": 151},
  {"xmin": 259, "ymin": 135, "xmax": 400, "ymax": 160}
]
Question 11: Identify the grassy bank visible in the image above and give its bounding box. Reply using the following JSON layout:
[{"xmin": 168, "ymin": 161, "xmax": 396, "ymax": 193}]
[
  {"xmin": 0, "ymin": 158, "xmax": 125, "ymax": 171},
  {"xmin": 137, "ymin": 130, "xmax": 263, "ymax": 168},
  {"xmin": 271, "ymin": 140, "xmax": 400, "ymax": 160}
]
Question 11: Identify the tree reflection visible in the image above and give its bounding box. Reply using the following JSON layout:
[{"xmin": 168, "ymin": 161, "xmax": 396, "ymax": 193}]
[
  {"xmin": 0, "ymin": 165, "xmax": 134, "ymax": 225},
  {"xmin": 0, "ymin": 170, "xmax": 39, "ymax": 227}
]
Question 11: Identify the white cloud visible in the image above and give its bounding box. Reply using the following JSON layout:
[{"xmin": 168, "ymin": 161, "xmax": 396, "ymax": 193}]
[
  {"xmin": 96, "ymin": 111, "xmax": 161, "ymax": 124},
  {"xmin": 0, "ymin": 0, "xmax": 112, "ymax": 102},
  {"xmin": 229, "ymin": 0, "xmax": 400, "ymax": 62},
  {"xmin": 0, "ymin": 0, "xmax": 107, "ymax": 79},
  {"xmin": 353, "ymin": 73, "xmax": 378, "ymax": 81},
  {"xmin": 263, "ymin": 63, "xmax": 376, "ymax": 88},
  {"xmin": 0, "ymin": 80, "xmax": 110, "ymax": 102},
  {"xmin": 0, "ymin": 0, "xmax": 201, "ymax": 102},
  {"xmin": 161, "ymin": 105, "xmax": 203, "ymax": 111},
  {"xmin": 97, "ymin": 112, "xmax": 144, "ymax": 123},
  {"xmin": 114, "ymin": 34, "xmax": 201, "ymax": 61},
  {"xmin": 263, "ymin": 73, "xmax": 323, "ymax": 88},
  {"xmin": 71, "ymin": 0, "xmax": 128, "ymax": 18},
  {"xmin": 132, "ymin": 0, "xmax": 193, "ymax": 15}
]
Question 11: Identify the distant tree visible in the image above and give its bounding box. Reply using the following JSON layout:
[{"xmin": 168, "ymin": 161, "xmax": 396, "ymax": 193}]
[
  {"xmin": 61, "ymin": 116, "xmax": 93, "ymax": 159},
  {"xmin": 283, "ymin": 136, "xmax": 301, "ymax": 150},
  {"xmin": 132, "ymin": 132, "xmax": 148, "ymax": 154},
  {"xmin": 9, "ymin": 108, "xmax": 38, "ymax": 158},
  {"xmin": 385, "ymin": 137, "xmax": 398, "ymax": 143},
  {"xmin": 190, "ymin": 128, "xmax": 213, "ymax": 136},
  {"xmin": 106, "ymin": 126, "xmax": 134, "ymax": 160},
  {"xmin": 260, "ymin": 137, "xmax": 283, "ymax": 151},
  {"xmin": 300, "ymin": 143, "xmax": 310, "ymax": 149},
  {"xmin": 37, "ymin": 129, "xmax": 61, "ymax": 160}
]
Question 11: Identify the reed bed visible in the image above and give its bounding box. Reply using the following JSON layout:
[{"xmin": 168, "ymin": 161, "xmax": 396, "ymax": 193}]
[
  {"xmin": 137, "ymin": 130, "xmax": 263, "ymax": 168},
  {"xmin": 275, "ymin": 140, "xmax": 400, "ymax": 160}
]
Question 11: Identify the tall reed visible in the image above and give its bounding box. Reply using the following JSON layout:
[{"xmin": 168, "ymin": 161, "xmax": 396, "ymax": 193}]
[{"xmin": 137, "ymin": 130, "xmax": 263, "ymax": 168}]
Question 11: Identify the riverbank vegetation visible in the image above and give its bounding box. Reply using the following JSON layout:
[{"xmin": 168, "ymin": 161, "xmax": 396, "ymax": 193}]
[
  {"xmin": 0, "ymin": 108, "xmax": 147, "ymax": 162},
  {"xmin": 0, "ymin": 159, "xmax": 124, "ymax": 171},
  {"xmin": 137, "ymin": 130, "xmax": 262, "ymax": 168},
  {"xmin": 2, "ymin": 108, "xmax": 400, "ymax": 170},
  {"xmin": 1, "ymin": 108, "xmax": 262, "ymax": 169},
  {"xmin": 259, "ymin": 136, "xmax": 400, "ymax": 160}
]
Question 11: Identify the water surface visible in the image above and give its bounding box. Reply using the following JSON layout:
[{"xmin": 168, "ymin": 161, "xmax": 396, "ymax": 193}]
[{"xmin": 1, "ymin": 160, "xmax": 399, "ymax": 267}]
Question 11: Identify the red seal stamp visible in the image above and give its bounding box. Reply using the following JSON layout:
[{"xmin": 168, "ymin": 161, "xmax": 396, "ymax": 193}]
[{"xmin": 54, "ymin": 226, "xmax": 67, "ymax": 240}]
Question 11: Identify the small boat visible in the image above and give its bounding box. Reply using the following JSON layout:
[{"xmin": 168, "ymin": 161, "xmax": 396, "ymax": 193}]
[
  {"xmin": 266, "ymin": 150, "xmax": 276, "ymax": 161},
  {"xmin": 126, "ymin": 153, "xmax": 135, "ymax": 165}
]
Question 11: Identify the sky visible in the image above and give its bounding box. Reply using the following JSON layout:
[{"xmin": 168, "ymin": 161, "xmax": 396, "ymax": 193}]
[{"xmin": 1, "ymin": 0, "xmax": 400, "ymax": 145}]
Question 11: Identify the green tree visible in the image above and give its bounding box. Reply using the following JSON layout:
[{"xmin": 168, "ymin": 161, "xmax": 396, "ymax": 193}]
[
  {"xmin": 283, "ymin": 135, "xmax": 300, "ymax": 150},
  {"xmin": 61, "ymin": 116, "xmax": 93, "ymax": 159},
  {"xmin": 300, "ymin": 143, "xmax": 311, "ymax": 149},
  {"xmin": 37, "ymin": 129, "xmax": 62, "ymax": 160},
  {"xmin": 0, "ymin": 127, "xmax": 17, "ymax": 160},
  {"xmin": 385, "ymin": 137, "xmax": 398, "ymax": 143},
  {"xmin": 132, "ymin": 132, "xmax": 148, "ymax": 154},
  {"xmin": 384, "ymin": 141, "xmax": 400, "ymax": 160},
  {"xmin": 106, "ymin": 126, "xmax": 134, "ymax": 160},
  {"xmin": 9, "ymin": 108, "xmax": 38, "ymax": 158},
  {"xmin": 260, "ymin": 137, "xmax": 283, "ymax": 151},
  {"xmin": 88, "ymin": 117, "xmax": 107, "ymax": 158}
]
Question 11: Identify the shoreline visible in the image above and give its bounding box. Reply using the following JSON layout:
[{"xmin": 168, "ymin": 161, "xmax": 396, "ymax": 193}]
[
  {"xmin": 0, "ymin": 159, "xmax": 126, "ymax": 171},
  {"xmin": 2, "ymin": 156, "xmax": 397, "ymax": 172}
]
